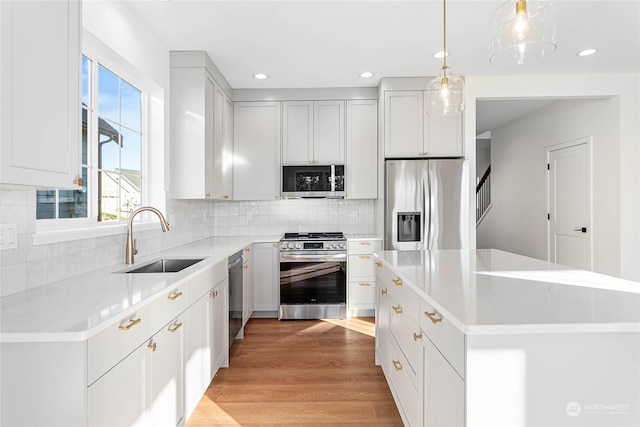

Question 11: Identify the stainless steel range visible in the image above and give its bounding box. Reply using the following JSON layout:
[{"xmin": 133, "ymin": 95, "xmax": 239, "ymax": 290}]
[{"xmin": 279, "ymin": 232, "xmax": 347, "ymax": 320}]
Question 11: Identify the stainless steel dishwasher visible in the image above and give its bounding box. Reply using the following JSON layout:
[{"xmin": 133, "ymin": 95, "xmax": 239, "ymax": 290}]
[{"xmin": 228, "ymin": 251, "xmax": 243, "ymax": 349}]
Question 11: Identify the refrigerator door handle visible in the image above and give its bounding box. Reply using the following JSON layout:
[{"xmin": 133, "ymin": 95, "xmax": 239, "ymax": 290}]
[{"xmin": 425, "ymin": 165, "xmax": 432, "ymax": 250}]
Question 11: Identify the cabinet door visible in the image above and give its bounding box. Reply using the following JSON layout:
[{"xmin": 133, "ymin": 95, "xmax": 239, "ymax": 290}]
[
  {"xmin": 282, "ymin": 101, "xmax": 313, "ymax": 165},
  {"xmin": 212, "ymin": 83, "xmax": 225, "ymax": 199},
  {"xmin": 88, "ymin": 343, "xmax": 149, "ymax": 427},
  {"xmin": 384, "ymin": 91, "xmax": 425, "ymax": 158},
  {"xmin": 242, "ymin": 247, "xmax": 254, "ymax": 326},
  {"xmin": 375, "ymin": 276, "xmax": 390, "ymax": 370},
  {"xmin": 233, "ymin": 102, "xmax": 281, "ymax": 200},
  {"xmin": 426, "ymin": 111, "xmax": 463, "ymax": 157},
  {"xmin": 184, "ymin": 290, "xmax": 214, "ymax": 419},
  {"xmin": 0, "ymin": 0, "xmax": 81, "ymax": 188},
  {"xmin": 314, "ymin": 100, "xmax": 345, "ymax": 164},
  {"xmin": 346, "ymin": 99, "xmax": 377, "ymax": 199},
  {"xmin": 253, "ymin": 242, "xmax": 279, "ymax": 312},
  {"xmin": 211, "ymin": 278, "xmax": 229, "ymax": 372},
  {"xmin": 222, "ymin": 94, "xmax": 234, "ymax": 198},
  {"xmin": 423, "ymin": 336, "xmax": 465, "ymax": 427},
  {"xmin": 148, "ymin": 318, "xmax": 184, "ymax": 427}
]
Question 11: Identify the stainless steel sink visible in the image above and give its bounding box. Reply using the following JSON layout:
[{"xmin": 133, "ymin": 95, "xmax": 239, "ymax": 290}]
[{"xmin": 123, "ymin": 258, "xmax": 204, "ymax": 274}]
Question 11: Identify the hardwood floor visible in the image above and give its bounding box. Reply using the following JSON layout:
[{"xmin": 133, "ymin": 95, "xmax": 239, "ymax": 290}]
[{"xmin": 186, "ymin": 317, "xmax": 404, "ymax": 426}]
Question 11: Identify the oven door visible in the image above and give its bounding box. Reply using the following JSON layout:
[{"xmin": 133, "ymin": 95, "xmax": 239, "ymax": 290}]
[{"xmin": 279, "ymin": 252, "xmax": 347, "ymax": 319}]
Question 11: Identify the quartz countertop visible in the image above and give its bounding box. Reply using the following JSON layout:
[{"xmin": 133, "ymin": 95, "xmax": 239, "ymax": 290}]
[
  {"xmin": 0, "ymin": 236, "xmax": 281, "ymax": 343},
  {"xmin": 375, "ymin": 249, "xmax": 640, "ymax": 335}
]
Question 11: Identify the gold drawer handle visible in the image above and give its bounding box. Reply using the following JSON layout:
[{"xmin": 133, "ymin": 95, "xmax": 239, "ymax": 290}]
[
  {"xmin": 413, "ymin": 332, "xmax": 423, "ymax": 341},
  {"xmin": 358, "ymin": 283, "xmax": 372, "ymax": 287},
  {"xmin": 168, "ymin": 322, "xmax": 183, "ymax": 333},
  {"xmin": 375, "ymin": 262, "xmax": 382, "ymax": 268},
  {"xmin": 118, "ymin": 318, "xmax": 141, "ymax": 331},
  {"xmin": 210, "ymin": 290, "xmax": 218, "ymax": 298},
  {"xmin": 392, "ymin": 305, "xmax": 403, "ymax": 314},
  {"xmin": 244, "ymin": 265, "xmax": 248, "ymax": 270},
  {"xmin": 167, "ymin": 291, "xmax": 183, "ymax": 301},
  {"xmin": 245, "ymin": 247, "xmax": 251, "ymax": 252},
  {"xmin": 381, "ymin": 289, "xmax": 388, "ymax": 296},
  {"xmin": 392, "ymin": 360, "xmax": 403, "ymax": 371},
  {"xmin": 147, "ymin": 342, "xmax": 157, "ymax": 352},
  {"xmin": 391, "ymin": 278, "xmax": 402, "ymax": 287},
  {"xmin": 360, "ymin": 242, "xmax": 371, "ymax": 246},
  {"xmin": 359, "ymin": 255, "xmax": 371, "ymax": 259},
  {"xmin": 424, "ymin": 310, "xmax": 443, "ymax": 324}
]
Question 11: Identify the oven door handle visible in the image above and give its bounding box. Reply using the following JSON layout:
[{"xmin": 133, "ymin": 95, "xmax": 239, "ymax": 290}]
[{"xmin": 280, "ymin": 253, "xmax": 347, "ymax": 262}]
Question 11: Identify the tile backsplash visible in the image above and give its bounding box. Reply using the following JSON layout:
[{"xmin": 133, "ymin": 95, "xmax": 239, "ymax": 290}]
[{"xmin": 0, "ymin": 188, "xmax": 374, "ymax": 297}]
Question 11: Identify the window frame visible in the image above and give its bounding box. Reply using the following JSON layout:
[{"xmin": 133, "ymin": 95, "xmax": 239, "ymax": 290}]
[{"xmin": 34, "ymin": 30, "xmax": 165, "ymax": 243}]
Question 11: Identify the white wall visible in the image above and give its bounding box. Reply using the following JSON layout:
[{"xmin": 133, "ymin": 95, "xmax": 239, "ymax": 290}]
[
  {"xmin": 466, "ymin": 74, "xmax": 639, "ymax": 281},
  {"xmin": 476, "ymin": 98, "xmax": 620, "ymax": 276},
  {"xmin": 475, "ymin": 141, "xmax": 491, "ymax": 183}
]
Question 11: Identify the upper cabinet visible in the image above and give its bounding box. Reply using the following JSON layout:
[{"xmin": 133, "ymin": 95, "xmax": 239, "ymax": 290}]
[
  {"xmin": 383, "ymin": 89, "xmax": 463, "ymax": 158},
  {"xmin": 170, "ymin": 51, "xmax": 233, "ymax": 199},
  {"xmin": 0, "ymin": 0, "xmax": 81, "ymax": 188},
  {"xmin": 233, "ymin": 102, "xmax": 281, "ymax": 201},
  {"xmin": 346, "ymin": 100, "xmax": 377, "ymax": 199},
  {"xmin": 282, "ymin": 100, "xmax": 345, "ymax": 165}
]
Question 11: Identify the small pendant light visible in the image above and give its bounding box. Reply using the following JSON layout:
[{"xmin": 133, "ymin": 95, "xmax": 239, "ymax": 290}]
[
  {"xmin": 489, "ymin": 0, "xmax": 557, "ymax": 66},
  {"xmin": 426, "ymin": 0, "xmax": 464, "ymax": 116}
]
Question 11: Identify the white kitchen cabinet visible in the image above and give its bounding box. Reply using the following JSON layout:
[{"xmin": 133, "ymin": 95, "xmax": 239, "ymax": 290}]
[
  {"xmin": 242, "ymin": 245, "xmax": 254, "ymax": 326},
  {"xmin": 0, "ymin": 0, "xmax": 81, "ymax": 188},
  {"xmin": 384, "ymin": 90, "xmax": 462, "ymax": 158},
  {"xmin": 170, "ymin": 51, "xmax": 232, "ymax": 200},
  {"xmin": 375, "ymin": 266, "xmax": 390, "ymax": 370},
  {"xmin": 210, "ymin": 278, "xmax": 228, "ymax": 371},
  {"xmin": 282, "ymin": 100, "xmax": 345, "ymax": 165},
  {"xmin": 253, "ymin": 242, "xmax": 280, "ymax": 314},
  {"xmin": 233, "ymin": 102, "xmax": 281, "ymax": 200},
  {"xmin": 347, "ymin": 240, "xmax": 382, "ymax": 314},
  {"xmin": 346, "ymin": 100, "xmax": 378, "ymax": 199}
]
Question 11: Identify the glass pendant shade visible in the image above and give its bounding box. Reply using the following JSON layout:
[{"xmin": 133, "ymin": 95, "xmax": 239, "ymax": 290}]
[
  {"xmin": 489, "ymin": 0, "xmax": 557, "ymax": 66},
  {"xmin": 427, "ymin": 67, "xmax": 465, "ymax": 116}
]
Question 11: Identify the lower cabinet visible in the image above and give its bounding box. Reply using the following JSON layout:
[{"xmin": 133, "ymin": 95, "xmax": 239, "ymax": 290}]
[
  {"xmin": 242, "ymin": 245, "xmax": 254, "ymax": 326},
  {"xmin": 252, "ymin": 242, "xmax": 279, "ymax": 314},
  {"xmin": 347, "ymin": 240, "xmax": 382, "ymax": 315}
]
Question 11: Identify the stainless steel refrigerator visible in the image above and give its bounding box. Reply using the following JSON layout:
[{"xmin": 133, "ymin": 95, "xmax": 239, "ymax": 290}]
[{"xmin": 385, "ymin": 159, "xmax": 469, "ymax": 250}]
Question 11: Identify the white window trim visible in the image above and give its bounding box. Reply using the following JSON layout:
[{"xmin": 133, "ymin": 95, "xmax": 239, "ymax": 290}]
[{"xmin": 34, "ymin": 29, "xmax": 166, "ymax": 244}]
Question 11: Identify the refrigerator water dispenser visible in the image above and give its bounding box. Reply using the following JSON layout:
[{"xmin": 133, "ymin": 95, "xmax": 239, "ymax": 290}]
[{"xmin": 397, "ymin": 213, "xmax": 420, "ymax": 242}]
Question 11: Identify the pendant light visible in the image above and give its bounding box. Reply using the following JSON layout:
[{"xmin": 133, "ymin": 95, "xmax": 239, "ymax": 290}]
[
  {"xmin": 489, "ymin": 0, "xmax": 557, "ymax": 66},
  {"xmin": 426, "ymin": 0, "xmax": 464, "ymax": 116}
]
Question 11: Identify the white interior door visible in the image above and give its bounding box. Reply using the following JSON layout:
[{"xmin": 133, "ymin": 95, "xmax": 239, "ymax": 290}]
[{"xmin": 547, "ymin": 139, "xmax": 592, "ymax": 270}]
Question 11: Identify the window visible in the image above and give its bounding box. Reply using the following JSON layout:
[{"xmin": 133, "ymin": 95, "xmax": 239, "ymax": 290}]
[{"xmin": 37, "ymin": 55, "xmax": 143, "ymax": 222}]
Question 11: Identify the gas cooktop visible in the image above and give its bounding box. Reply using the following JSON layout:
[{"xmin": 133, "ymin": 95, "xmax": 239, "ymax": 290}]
[
  {"xmin": 280, "ymin": 232, "xmax": 346, "ymax": 251},
  {"xmin": 282, "ymin": 232, "xmax": 345, "ymax": 241}
]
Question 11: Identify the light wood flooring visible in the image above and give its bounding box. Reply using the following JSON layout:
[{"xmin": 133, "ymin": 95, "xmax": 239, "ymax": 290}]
[{"xmin": 186, "ymin": 317, "xmax": 403, "ymax": 426}]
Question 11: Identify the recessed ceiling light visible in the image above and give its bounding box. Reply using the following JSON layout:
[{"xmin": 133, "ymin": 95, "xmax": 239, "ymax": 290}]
[
  {"xmin": 253, "ymin": 73, "xmax": 268, "ymax": 80},
  {"xmin": 359, "ymin": 72, "xmax": 374, "ymax": 78},
  {"xmin": 577, "ymin": 48, "xmax": 598, "ymax": 57},
  {"xmin": 433, "ymin": 51, "xmax": 449, "ymax": 59}
]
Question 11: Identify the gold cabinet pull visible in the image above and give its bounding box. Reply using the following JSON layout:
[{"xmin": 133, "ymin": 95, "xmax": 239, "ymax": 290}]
[
  {"xmin": 391, "ymin": 278, "xmax": 402, "ymax": 287},
  {"xmin": 273, "ymin": 243, "xmax": 278, "ymax": 248},
  {"xmin": 244, "ymin": 247, "xmax": 251, "ymax": 252},
  {"xmin": 147, "ymin": 342, "xmax": 157, "ymax": 352},
  {"xmin": 223, "ymin": 195, "xmax": 229, "ymax": 199},
  {"xmin": 244, "ymin": 265, "xmax": 248, "ymax": 270},
  {"xmin": 167, "ymin": 291, "xmax": 183, "ymax": 301},
  {"xmin": 358, "ymin": 283, "xmax": 372, "ymax": 287},
  {"xmin": 392, "ymin": 360, "xmax": 403, "ymax": 371},
  {"xmin": 413, "ymin": 332, "xmax": 423, "ymax": 341},
  {"xmin": 118, "ymin": 318, "xmax": 141, "ymax": 331},
  {"xmin": 392, "ymin": 305, "xmax": 403, "ymax": 314},
  {"xmin": 424, "ymin": 310, "xmax": 443, "ymax": 324},
  {"xmin": 375, "ymin": 262, "xmax": 383, "ymax": 268},
  {"xmin": 359, "ymin": 255, "xmax": 371, "ymax": 259},
  {"xmin": 360, "ymin": 242, "xmax": 371, "ymax": 246},
  {"xmin": 381, "ymin": 289, "xmax": 388, "ymax": 296},
  {"xmin": 168, "ymin": 322, "xmax": 183, "ymax": 333},
  {"xmin": 210, "ymin": 290, "xmax": 218, "ymax": 298},
  {"xmin": 73, "ymin": 177, "xmax": 83, "ymax": 186}
]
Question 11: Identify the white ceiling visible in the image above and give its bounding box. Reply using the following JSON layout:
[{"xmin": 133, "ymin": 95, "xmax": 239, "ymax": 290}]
[{"xmin": 121, "ymin": 1, "xmax": 639, "ymax": 134}]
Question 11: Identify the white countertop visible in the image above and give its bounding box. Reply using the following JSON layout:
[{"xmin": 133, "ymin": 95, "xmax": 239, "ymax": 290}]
[
  {"xmin": 375, "ymin": 249, "xmax": 640, "ymax": 335},
  {"xmin": 0, "ymin": 236, "xmax": 280, "ymax": 343}
]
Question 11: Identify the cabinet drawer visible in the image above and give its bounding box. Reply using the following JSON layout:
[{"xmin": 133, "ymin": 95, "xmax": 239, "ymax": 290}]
[
  {"xmin": 187, "ymin": 262, "xmax": 223, "ymax": 306},
  {"xmin": 348, "ymin": 281, "xmax": 376, "ymax": 307},
  {"xmin": 348, "ymin": 240, "xmax": 382, "ymax": 255},
  {"xmin": 348, "ymin": 254, "xmax": 376, "ymax": 281},
  {"xmin": 389, "ymin": 333, "xmax": 423, "ymax": 427},
  {"xmin": 380, "ymin": 268, "xmax": 419, "ymax": 325},
  {"xmin": 151, "ymin": 282, "xmax": 187, "ymax": 332},
  {"xmin": 88, "ymin": 304, "xmax": 152, "ymax": 385},
  {"xmin": 420, "ymin": 299, "xmax": 465, "ymax": 378},
  {"xmin": 389, "ymin": 294, "xmax": 423, "ymax": 392}
]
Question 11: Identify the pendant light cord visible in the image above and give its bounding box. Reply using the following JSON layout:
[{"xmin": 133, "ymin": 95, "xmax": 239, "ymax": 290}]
[{"xmin": 443, "ymin": 0, "xmax": 447, "ymax": 71}]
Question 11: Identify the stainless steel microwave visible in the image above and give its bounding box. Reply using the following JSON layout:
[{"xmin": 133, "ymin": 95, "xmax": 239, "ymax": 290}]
[{"xmin": 282, "ymin": 165, "xmax": 345, "ymax": 198}]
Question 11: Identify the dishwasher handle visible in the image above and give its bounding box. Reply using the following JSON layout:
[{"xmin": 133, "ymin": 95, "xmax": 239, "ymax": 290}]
[{"xmin": 228, "ymin": 256, "xmax": 243, "ymax": 269}]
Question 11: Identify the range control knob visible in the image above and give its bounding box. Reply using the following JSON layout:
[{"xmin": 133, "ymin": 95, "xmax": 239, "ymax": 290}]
[
  {"xmin": 295, "ymin": 243, "xmax": 302, "ymax": 249},
  {"xmin": 339, "ymin": 242, "xmax": 346, "ymax": 249}
]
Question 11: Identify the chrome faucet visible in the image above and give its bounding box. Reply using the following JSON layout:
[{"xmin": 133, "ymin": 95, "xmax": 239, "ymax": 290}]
[{"xmin": 125, "ymin": 206, "xmax": 170, "ymax": 264}]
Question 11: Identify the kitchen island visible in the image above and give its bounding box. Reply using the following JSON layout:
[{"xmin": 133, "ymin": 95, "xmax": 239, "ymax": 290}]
[{"xmin": 374, "ymin": 249, "xmax": 640, "ymax": 427}]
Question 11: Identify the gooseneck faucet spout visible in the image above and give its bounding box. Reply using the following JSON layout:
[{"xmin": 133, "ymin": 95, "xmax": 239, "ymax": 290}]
[{"xmin": 125, "ymin": 206, "xmax": 170, "ymax": 264}]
